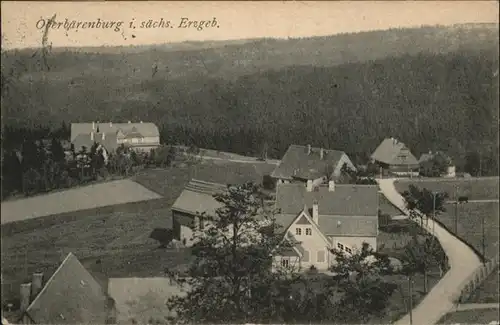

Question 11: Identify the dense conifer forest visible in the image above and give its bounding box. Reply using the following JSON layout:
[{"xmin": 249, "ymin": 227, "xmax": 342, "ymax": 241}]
[{"xmin": 2, "ymin": 25, "xmax": 499, "ymax": 176}]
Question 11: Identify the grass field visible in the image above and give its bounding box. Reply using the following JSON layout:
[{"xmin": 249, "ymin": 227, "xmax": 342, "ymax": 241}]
[
  {"xmin": 438, "ymin": 308, "xmax": 499, "ymax": 324},
  {"xmin": 467, "ymin": 265, "xmax": 499, "ymax": 303},
  {"xmin": 1, "ymin": 160, "xmax": 277, "ymax": 306},
  {"xmin": 434, "ymin": 202, "xmax": 499, "ymax": 261},
  {"xmin": 394, "ymin": 177, "xmax": 499, "ymax": 201},
  {"xmin": 0, "ymin": 179, "xmax": 162, "ymax": 224}
]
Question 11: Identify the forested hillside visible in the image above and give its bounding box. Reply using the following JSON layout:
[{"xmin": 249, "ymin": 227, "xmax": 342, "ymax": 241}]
[{"xmin": 1, "ymin": 24, "xmax": 499, "ymax": 174}]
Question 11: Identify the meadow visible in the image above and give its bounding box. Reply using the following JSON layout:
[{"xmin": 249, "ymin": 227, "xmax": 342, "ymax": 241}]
[
  {"xmin": 436, "ymin": 202, "xmax": 499, "ymax": 261},
  {"xmin": 438, "ymin": 308, "xmax": 499, "ymax": 324},
  {"xmin": 466, "ymin": 265, "xmax": 499, "ymax": 303},
  {"xmin": 0, "ymin": 159, "xmax": 277, "ymax": 305},
  {"xmin": 394, "ymin": 177, "xmax": 500, "ymax": 201},
  {"xmin": 394, "ymin": 178, "xmax": 499, "ymax": 261}
]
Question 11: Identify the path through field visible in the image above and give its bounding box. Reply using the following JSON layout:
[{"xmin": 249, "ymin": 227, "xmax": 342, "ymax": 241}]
[
  {"xmin": 377, "ymin": 178, "xmax": 482, "ymax": 325},
  {"xmin": 1, "ymin": 180, "xmax": 162, "ymax": 224}
]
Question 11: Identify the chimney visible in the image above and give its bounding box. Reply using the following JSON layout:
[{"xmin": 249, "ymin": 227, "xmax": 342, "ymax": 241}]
[
  {"xmin": 328, "ymin": 180, "xmax": 335, "ymax": 192},
  {"xmin": 109, "ymin": 122, "xmax": 113, "ymax": 128},
  {"xmin": 20, "ymin": 283, "xmax": 32, "ymax": 320},
  {"xmin": 102, "ymin": 132, "xmax": 106, "ymax": 140},
  {"xmin": 320, "ymin": 148, "xmax": 324, "ymax": 160},
  {"xmin": 307, "ymin": 144, "xmax": 311, "ymax": 155},
  {"xmin": 312, "ymin": 200, "xmax": 319, "ymax": 224},
  {"xmin": 92, "ymin": 121, "xmax": 96, "ymax": 130},
  {"xmin": 306, "ymin": 180, "xmax": 313, "ymax": 192},
  {"xmin": 90, "ymin": 131, "xmax": 94, "ymax": 141},
  {"xmin": 31, "ymin": 273, "xmax": 44, "ymax": 301}
]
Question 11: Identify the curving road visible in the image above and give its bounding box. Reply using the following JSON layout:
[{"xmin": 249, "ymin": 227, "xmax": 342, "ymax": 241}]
[{"xmin": 377, "ymin": 178, "xmax": 482, "ymax": 325}]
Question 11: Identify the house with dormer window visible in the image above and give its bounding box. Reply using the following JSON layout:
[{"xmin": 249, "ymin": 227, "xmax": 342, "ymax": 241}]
[
  {"xmin": 272, "ymin": 180, "xmax": 379, "ymax": 271},
  {"xmin": 70, "ymin": 121, "xmax": 160, "ymax": 154}
]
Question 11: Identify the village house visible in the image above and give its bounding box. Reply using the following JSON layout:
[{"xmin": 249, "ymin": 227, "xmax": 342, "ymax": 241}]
[
  {"xmin": 15, "ymin": 252, "xmax": 115, "ymax": 325},
  {"xmin": 418, "ymin": 151, "xmax": 456, "ymax": 177},
  {"xmin": 172, "ymin": 178, "xmax": 379, "ymax": 273},
  {"xmin": 271, "ymin": 144, "xmax": 356, "ymax": 185},
  {"xmin": 370, "ymin": 137, "xmax": 419, "ymax": 177},
  {"xmin": 171, "ymin": 179, "xmax": 228, "ymax": 246},
  {"xmin": 70, "ymin": 121, "xmax": 160, "ymax": 155},
  {"xmin": 272, "ymin": 180, "xmax": 379, "ymax": 272}
]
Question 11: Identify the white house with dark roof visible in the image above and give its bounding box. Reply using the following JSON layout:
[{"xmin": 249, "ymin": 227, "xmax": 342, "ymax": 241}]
[
  {"xmin": 70, "ymin": 121, "xmax": 160, "ymax": 153},
  {"xmin": 371, "ymin": 137, "xmax": 419, "ymax": 176},
  {"xmin": 271, "ymin": 144, "xmax": 356, "ymax": 185},
  {"xmin": 273, "ymin": 180, "xmax": 379, "ymax": 272}
]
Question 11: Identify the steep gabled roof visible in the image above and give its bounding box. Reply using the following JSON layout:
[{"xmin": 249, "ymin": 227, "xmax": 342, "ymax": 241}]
[
  {"xmin": 274, "ymin": 183, "xmax": 379, "ymax": 238},
  {"xmin": 271, "ymin": 145, "xmax": 347, "ymax": 180},
  {"xmin": 371, "ymin": 138, "xmax": 418, "ymax": 166},
  {"xmin": 25, "ymin": 252, "xmax": 109, "ymax": 324}
]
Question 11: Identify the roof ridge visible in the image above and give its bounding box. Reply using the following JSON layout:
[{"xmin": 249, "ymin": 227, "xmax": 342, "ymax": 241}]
[{"xmin": 26, "ymin": 252, "xmax": 75, "ymax": 313}]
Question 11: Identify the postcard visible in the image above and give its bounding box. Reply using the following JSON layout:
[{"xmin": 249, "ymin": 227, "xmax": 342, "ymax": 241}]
[{"xmin": 1, "ymin": 1, "xmax": 499, "ymax": 325}]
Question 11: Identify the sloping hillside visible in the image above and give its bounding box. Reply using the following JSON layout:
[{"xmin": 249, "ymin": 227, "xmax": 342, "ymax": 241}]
[
  {"xmin": 2, "ymin": 24, "xmax": 497, "ymax": 84},
  {"xmin": 1, "ymin": 24, "xmax": 498, "ymax": 173}
]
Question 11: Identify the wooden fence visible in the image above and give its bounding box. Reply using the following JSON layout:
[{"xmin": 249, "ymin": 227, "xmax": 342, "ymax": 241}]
[{"xmin": 456, "ymin": 256, "xmax": 499, "ymax": 303}]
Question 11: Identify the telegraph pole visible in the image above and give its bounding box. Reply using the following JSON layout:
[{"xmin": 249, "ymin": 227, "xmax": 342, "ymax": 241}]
[
  {"xmin": 455, "ymin": 186, "xmax": 459, "ymax": 233},
  {"xmin": 432, "ymin": 192, "xmax": 437, "ymax": 236},
  {"xmin": 479, "ymin": 152, "xmax": 482, "ymax": 177},
  {"xmin": 408, "ymin": 275, "xmax": 413, "ymax": 325},
  {"xmin": 482, "ymin": 214, "xmax": 486, "ymax": 264}
]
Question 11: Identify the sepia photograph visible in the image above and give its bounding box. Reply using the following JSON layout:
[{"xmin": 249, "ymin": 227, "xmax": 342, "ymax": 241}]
[{"xmin": 1, "ymin": 1, "xmax": 499, "ymax": 324}]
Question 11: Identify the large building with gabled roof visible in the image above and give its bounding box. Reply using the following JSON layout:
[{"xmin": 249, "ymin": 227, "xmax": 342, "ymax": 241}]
[
  {"xmin": 272, "ymin": 180, "xmax": 379, "ymax": 271},
  {"xmin": 370, "ymin": 137, "xmax": 419, "ymax": 176},
  {"xmin": 70, "ymin": 121, "xmax": 160, "ymax": 153},
  {"xmin": 271, "ymin": 144, "xmax": 356, "ymax": 185}
]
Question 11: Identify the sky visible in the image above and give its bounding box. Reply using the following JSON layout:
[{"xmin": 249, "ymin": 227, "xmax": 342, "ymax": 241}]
[{"xmin": 1, "ymin": 1, "xmax": 498, "ymax": 50}]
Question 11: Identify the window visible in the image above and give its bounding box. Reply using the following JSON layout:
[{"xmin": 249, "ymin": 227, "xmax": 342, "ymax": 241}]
[
  {"xmin": 317, "ymin": 250, "xmax": 325, "ymax": 263},
  {"xmin": 281, "ymin": 258, "xmax": 290, "ymax": 267},
  {"xmin": 302, "ymin": 250, "xmax": 310, "ymax": 262},
  {"xmin": 306, "ymin": 228, "xmax": 312, "ymax": 236},
  {"xmin": 295, "ymin": 228, "xmax": 302, "ymax": 235},
  {"xmin": 345, "ymin": 247, "xmax": 352, "ymax": 254},
  {"xmin": 337, "ymin": 243, "xmax": 344, "ymax": 250}
]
